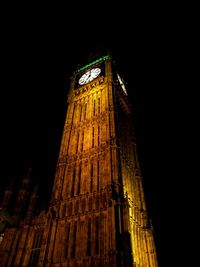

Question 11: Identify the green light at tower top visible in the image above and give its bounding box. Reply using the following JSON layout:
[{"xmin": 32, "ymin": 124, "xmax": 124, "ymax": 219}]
[{"xmin": 76, "ymin": 55, "xmax": 110, "ymax": 73}]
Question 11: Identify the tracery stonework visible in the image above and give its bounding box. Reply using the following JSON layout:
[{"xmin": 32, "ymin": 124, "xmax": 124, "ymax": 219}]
[{"xmin": 0, "ymin": 54, "xmax": 158, "ymax": 266}]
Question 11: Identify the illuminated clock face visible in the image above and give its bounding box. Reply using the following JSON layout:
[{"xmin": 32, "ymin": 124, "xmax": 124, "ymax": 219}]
[{"xmin": 79, "ymin": 68, "xmax": 101, "ymax": 85}]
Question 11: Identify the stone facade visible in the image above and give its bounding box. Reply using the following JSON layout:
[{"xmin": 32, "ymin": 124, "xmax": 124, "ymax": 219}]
[{"xmin": 0, "ymin": 54, "xmax": 158, "ymax": 266}]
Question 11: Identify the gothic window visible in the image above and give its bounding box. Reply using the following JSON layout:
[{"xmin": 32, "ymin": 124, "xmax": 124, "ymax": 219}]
[
  {"xmin": 71, "ymin": 168, "xmax": 76, "ymax": 197},
  {"xmin": 91, "ymin": 162, "xmax": 93, "ymax": 177},
  {"xmin": 71, "ymin": 221, "xmax": 77, "ymax": 258},
  {"xmin": 98, "ymin": 126, "xmax": 100, "ymax": 146},
  {"xmin": 90, "ymin": 163, "xmax": 93, "ymax": 192},
  {"xmin": 86, "ymin": 219, "xmax": 91, "ymax": 256},
  {"xmin": 79, "ymin": 104, "xmax": 82, "ymax": 122},
  {"xmin": 95, "ymin": 217, "xmax": 99, "ymax": 255},
  {"xmin": 28, "ymin": 231, "xmax": 43, "ymax": 267},
  {"xmin": 84, "ymin": 103, "xmax": 87, "ymax": 120},
  {"xmin": 77, "ymin": 165, "xmax": 81, "ymax": 195},
  {"xmin": 97, "ymin": 160, "xmax": 100, "ymax": 191},
  {"xmin": 76, "ymin": 132, "xmax": 79, "ymax": 153},
  {"xmin": 93, "ymin": 99, "xmax": 96, "ymax": 116},
  {"xmin": 98, "ymin": 97, "xmax": 100, "ymax": 114},
  {"xmin": 10, "ymin": 231, "xmax": 22, "ymax": 265},
  {"xmin": 92, "ymin": 127, "xmax": 94, "ymax": 148},
  {"xmin": 81, "ymin": 131, "xmax": 84, "ymax": 151},
  {"xmin": 65, "ymin": 223, "xmax": 71, "ymax": 259}
]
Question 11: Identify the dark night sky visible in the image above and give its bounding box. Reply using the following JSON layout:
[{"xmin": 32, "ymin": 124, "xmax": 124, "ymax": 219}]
[{"xmin": 0, "ymin": 11, "xmax": 167, "ymax": 265}]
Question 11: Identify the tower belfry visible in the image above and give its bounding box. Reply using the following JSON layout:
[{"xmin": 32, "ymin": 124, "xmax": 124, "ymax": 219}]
[
  {"xmin": 0, "ymin": 53, "xmax": 158, "ymax": 267},
  {"xmin": 38, "ymin": 54, "xmax": 158, "ymax": 266}
]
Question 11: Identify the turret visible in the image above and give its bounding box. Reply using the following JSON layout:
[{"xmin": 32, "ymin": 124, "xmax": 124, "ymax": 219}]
[
  {"xmin": 13, "ymin": 168, "xmax": 31, "ymax": 219},
  {"xmin": 0, "ymin": 179, "xmax": 14, "ymax": 210},
  {"xmin": 26, "ymin": 184, "xmax": 39, "ymax": 221}
]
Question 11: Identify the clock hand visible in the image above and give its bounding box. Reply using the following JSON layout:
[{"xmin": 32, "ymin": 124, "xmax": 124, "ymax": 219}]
[{"xmin": 87, "ymin": 71, "xmax": 91, "ymax": 80}]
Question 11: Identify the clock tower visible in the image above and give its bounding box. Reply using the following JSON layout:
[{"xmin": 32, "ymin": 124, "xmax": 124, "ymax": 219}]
[{"xmin": 38, "ymin": 53, "xmax": 158, "ymax": 266}]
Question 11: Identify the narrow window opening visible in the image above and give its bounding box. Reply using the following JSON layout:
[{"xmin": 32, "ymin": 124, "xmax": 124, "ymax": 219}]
[
  {"xmin": 95, "ymin": 217, "xmax": 99, "ymax": 254},
  {"xmin": 86, "ymin": 219, "xmax": 91, "ymax": 256},
  {"xmin": 71, "ymin": 222, "xmax": 77, "ymax": 258},
  {"xmin": 98, "ymin": 98, "xmax": 100, "ymax": 114},
  {"xmin": 65, "ymin": 223, "xmax": 70, "ymax": 259},
  {"xmin": 80, "ymin": 105, "xmax": 82, "ymax": 122},
  {"xmin": 93, "ymin": 100, "xmax": 96, "ymax": 116},
  {"xmin": 76, "ymin": 132, "xmax": 79, "ymax": 153},
  {"xmin": 84, "ymin": 103, "xmax": 87, "ymax": 120},
  {"xmin": 97, "ymin": 160, "xmax": 100, "ymax": 191},
  {"xmin": 90, "ymin": 163, "xmax": 93, "ymax": 193},
  {"xmin": 92, "ymin": 127, "xmax": 94, "ymax": 148},
  {"xmin": 71, "ymin": 168, "xmax": 76, "ymax": 197},
  {"xmin": 98, "ymin": 126, "xmax": 100, "ymax": 146},
  {"xmin": 77, "ymin": 165, "xmax": 81, "ymax": 195}
]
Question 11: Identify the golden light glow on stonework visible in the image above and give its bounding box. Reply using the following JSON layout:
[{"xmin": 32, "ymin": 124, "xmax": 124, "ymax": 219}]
[{"xmin": 0, "ymin": 55, "xmax": 158, "ymax": 267}]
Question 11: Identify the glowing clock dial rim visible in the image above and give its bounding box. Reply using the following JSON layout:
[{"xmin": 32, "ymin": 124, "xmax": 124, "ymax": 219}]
[{"xmin": 78, "ymin": 68, "xmax": 101, "ymax": 85}]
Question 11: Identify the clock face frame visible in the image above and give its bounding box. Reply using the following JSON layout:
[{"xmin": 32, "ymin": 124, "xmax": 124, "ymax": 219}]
[{"xmin": 78, "ymin": 68, "xmax": 101, "ymax": 85}]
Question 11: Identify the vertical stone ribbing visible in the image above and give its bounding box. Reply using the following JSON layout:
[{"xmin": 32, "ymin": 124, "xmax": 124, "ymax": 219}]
[{"xmin": 37, "ymin": 56, "xmax": 158, "ymax": 267}]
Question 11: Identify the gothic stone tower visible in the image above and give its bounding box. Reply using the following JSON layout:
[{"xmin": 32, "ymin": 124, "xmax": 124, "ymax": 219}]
[{"xmin": 38, "ymin": 54, "xmax": 158, "ymax": 267}]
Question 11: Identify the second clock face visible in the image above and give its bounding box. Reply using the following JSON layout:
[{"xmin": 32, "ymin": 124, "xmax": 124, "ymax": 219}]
[{"xmin": 79, "ymin": 68, "xmax": 101, "ymax": 85}]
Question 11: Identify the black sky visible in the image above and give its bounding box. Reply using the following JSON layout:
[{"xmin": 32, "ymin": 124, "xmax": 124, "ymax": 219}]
[{"xmin": 0, "ymin": 12, "xmax": 165, "ymax": 265}]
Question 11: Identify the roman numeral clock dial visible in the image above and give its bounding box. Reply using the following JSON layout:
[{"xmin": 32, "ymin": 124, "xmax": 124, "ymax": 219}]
[{"xmin": 78, "ymin": 67, "xmax": 101, "ymax": 85}]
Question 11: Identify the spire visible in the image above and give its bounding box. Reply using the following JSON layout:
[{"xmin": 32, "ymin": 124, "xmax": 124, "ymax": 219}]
[
  {"xmin": 0, "ymin": 178, "xmax": 15, "ymax": 209},
  {"xmin": 20, "ymin": 167, "xmax": 32, "ymax": 190},
  {"xmin": 26, "ymin": 184, "xmax": 39, "ymax": 221},
  {"xmin": 13, "ymin": 168, "xmax": 32, "ymax": 218}
]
